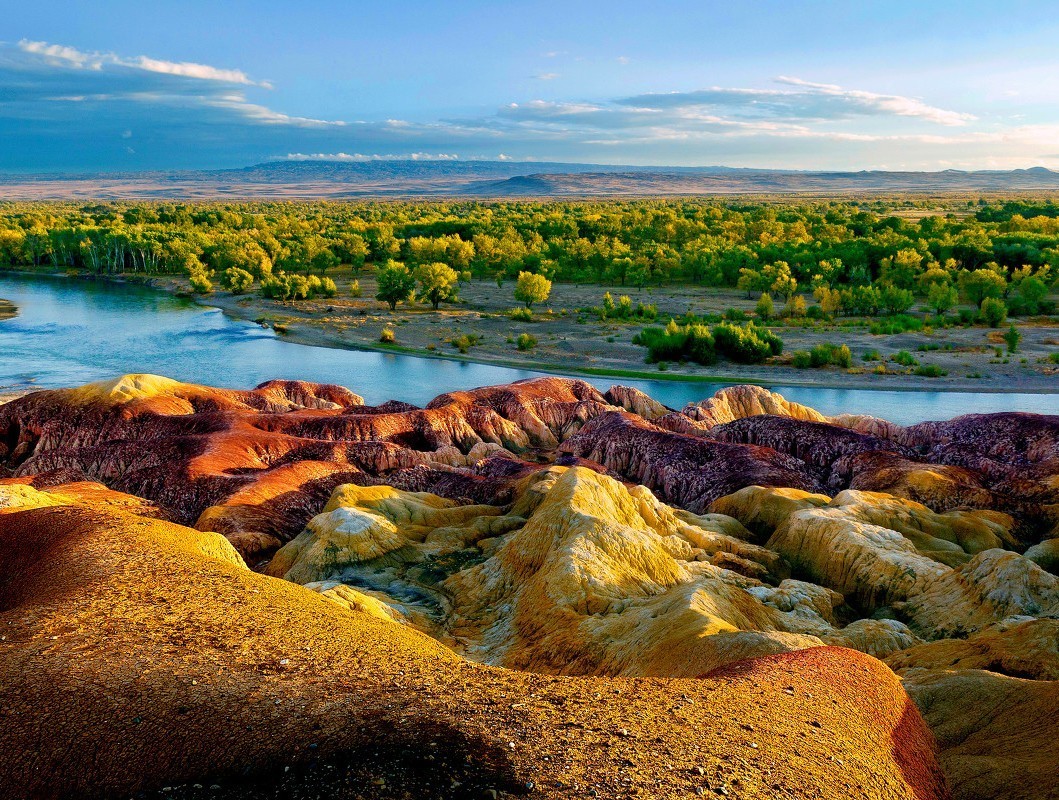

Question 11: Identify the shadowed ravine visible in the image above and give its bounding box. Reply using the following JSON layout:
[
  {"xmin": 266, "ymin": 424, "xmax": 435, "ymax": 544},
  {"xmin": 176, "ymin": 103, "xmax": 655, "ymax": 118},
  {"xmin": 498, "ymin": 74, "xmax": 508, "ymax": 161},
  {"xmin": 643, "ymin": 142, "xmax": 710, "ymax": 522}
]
[{"xmin": 2, "ymin": 375, "xmax": 1057, "ymax": 799}]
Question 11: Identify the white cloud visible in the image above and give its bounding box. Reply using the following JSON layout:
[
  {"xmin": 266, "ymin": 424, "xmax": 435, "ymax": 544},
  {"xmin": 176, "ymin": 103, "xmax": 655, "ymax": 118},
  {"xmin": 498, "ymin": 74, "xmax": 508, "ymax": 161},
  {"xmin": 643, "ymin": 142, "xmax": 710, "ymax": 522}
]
[
  {"xmin": 18, "ymin": 39, "xmax": 268, "ymax": 87},
  {"xmin": 283, "ymin": 152, "xmax": 460, "ymax": 161},
  {"xmin": 534, "ymin": 72, "xmax": 560, "ymax": 81}
]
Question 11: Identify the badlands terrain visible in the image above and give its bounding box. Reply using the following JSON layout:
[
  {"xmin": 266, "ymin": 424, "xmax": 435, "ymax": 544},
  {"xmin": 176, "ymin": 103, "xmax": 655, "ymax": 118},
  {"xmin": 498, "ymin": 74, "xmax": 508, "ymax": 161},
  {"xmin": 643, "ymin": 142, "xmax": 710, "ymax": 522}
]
[{"xmin": 1, "ymin": 375, "xmax": 1057, "ymax": 799}]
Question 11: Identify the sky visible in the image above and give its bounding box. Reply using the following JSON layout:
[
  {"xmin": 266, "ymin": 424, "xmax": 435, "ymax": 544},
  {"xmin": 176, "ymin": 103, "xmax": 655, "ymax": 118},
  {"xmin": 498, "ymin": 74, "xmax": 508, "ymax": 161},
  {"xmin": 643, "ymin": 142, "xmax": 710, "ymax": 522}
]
[{"xmin": 3, "ymin": 0, "xmax": 1059, "ymax": 172}]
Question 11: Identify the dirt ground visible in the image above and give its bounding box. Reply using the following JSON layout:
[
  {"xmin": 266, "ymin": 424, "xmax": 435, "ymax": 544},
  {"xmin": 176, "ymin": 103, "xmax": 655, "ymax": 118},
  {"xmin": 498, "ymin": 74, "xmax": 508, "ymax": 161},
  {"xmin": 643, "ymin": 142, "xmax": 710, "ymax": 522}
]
[{"xmin": 150, "ymin": 273, "xmax": 1059, "ymax": 392}]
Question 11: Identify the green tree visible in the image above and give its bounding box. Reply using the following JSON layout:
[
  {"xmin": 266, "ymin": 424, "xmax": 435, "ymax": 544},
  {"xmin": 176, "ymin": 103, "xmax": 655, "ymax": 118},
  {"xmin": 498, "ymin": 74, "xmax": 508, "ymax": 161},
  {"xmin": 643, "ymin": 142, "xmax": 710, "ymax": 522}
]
[
  {"xmin": 880, "ymin": 285, "xmax": 915, "ymax": 315},
  {"xmin": 374, "ymin": 261, "xmax": 415, "ymax": 310},
  {"xmin": 927, "ymin": 283, "xmax": 958, "ymax": 315},
  {"xmin": 414, "ymin": 262, "xmax": 459, "ymax": 310},
  {"xmin": 959, "ymin": 268, "xmax": 1007, "ymax": 306},
  {"xmin": 755, "ymin": 292, "xmax": 774, "ymax": 321},
  {"xmin": 980, "ymin": 297, "xmax": 1007, "ymax": 327},
  {"xmin": 513, "ymin": 271, "xmax": 552, "ymax": 309},
  {"xmin": 221, "ymin": 267, "xmax": 255, "ymax": 295}
]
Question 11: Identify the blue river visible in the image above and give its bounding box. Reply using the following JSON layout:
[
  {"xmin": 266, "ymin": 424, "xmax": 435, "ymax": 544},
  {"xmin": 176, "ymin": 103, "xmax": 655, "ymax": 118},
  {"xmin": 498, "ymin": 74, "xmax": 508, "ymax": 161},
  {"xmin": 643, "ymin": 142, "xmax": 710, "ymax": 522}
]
[{"xmin": 1, "ymin": 272, "xmax": 1056, "ymax": 424}]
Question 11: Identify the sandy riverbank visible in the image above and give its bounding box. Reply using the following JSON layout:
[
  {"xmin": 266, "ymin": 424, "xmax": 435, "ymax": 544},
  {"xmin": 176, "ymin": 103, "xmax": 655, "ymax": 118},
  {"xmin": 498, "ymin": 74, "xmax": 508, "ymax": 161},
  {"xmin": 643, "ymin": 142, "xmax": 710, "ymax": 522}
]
[
  {"xmin": 0, "ymin": 298, "xmax": 15, "ymax": 323},
  {"xmin": 139, "ymin": 272, "xmax": 1059, "ymax": 394}
]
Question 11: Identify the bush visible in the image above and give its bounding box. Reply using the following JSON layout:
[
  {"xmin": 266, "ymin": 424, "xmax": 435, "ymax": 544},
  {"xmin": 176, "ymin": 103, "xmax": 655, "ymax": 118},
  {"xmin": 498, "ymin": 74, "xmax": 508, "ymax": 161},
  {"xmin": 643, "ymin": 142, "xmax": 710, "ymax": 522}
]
[
  {"xmin": 221, "ymin": 267, "xmax": 254, "ymax": 295},
  {"xmin": 508, "ymin": 306, "xmax": 533, "ymax": 321},
  {"xmin": 713, "ymin": 322, "xmax": 782, "ymax": 364},
  {"xmin": 794, "ymin": 343, "xmax": 851, "ymax": 369},
  {"xmin": 596, "ymin": 293, "xmax": 657, "ymax": 322},
  {"xmin": 632, "ymin": 320, "xmax": 717, "ymax": 365},
  {"xmin": 516, "ymin": 333, "xmax": 537, "ymax": 351},
  {"xmin": 319, "ymin": 276, "xmax": 338, "ymax": 298},
  {"xmin": 880, "ymin": 285, "xmax": 915, "ymax": 315},
  {"xmin": 979, "ymin": 297, "xmax": 1007, "ymax": 327},
  {"xmin": 892, "ymin": 350, "xmax": 918, "ymax": 367},
  {"xmin": 755, "ymin": 292, "xmax": 774, "ymax": 321},
  {"xmin": 870, "ymin": 314, "xmax": 923, "ymax": 335},
  {"xmin": 862, "ymin": 349, "xmax": 881, "ymax": 361},
  {"xmin": 188, "ymin": 269, "xmax": 214, "ymax": 294},
  {"xmin": 450, "ymin": 333, "xmax": 482, "ymax": 353},
  {"xmin": 914, "ymin": 364, "xmax": 948, "ymax": 377},
  {"xmin": 349, "ymin": 279, "xmax": 362, "ymax": 298},
  {"xmin": 1004, "ymin": 324, "xmax": 1021, "ymax": 353},
  {"xmin": 1048, "ymin": 352, "xmax": 1059, "ymax": 365},
  {"xmin": 379, "ymin": 326, "xmax": 395, "ymax": 343},
  {"xmin": 782, "ymin": 295, "xmax": 807, "ymax": 319},
  {"xmin": 723, "ymin": 307, "xmax": 748, "ymax": 322}
]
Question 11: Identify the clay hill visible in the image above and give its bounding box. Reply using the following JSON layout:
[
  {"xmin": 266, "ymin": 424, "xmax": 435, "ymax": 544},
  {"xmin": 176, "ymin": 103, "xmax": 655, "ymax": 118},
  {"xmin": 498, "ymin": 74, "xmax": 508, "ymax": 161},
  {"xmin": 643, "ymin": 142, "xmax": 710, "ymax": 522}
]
[{"xmin": 2, "ymin": 375, "xmax": 1058, "ymax": 799}]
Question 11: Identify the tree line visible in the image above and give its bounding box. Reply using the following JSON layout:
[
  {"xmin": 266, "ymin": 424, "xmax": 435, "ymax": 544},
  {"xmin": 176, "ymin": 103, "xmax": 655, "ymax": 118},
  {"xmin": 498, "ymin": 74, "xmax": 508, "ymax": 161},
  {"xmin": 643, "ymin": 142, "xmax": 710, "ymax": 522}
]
[{"xmin": 0, "ymin": 199, "xmax": 1056, "ymax": 312}]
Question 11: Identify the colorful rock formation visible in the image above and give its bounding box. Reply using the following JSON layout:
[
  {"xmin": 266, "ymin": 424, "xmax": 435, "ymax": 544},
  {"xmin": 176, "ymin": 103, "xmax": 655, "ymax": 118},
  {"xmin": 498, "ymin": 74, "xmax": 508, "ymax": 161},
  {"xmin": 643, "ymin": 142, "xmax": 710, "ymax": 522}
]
[{"xmin": 3, "ymin": 375, "xmax": 1058, "ymax": 799}]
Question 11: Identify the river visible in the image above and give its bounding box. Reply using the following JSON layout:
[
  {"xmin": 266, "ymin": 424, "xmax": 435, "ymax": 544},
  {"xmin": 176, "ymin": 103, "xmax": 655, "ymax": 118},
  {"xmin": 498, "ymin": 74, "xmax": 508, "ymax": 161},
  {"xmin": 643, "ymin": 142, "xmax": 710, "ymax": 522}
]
[{"xmin": 0, "ymin": 272, "xmax": 1056, "ymax": 424}]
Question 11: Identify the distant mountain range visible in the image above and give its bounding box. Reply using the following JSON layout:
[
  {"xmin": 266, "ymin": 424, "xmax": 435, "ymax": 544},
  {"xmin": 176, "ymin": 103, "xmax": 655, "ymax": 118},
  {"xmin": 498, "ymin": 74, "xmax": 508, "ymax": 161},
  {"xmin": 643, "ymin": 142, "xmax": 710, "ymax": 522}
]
[{"xmin": 1, "ymin": 159, "xmax": 1058, "ymax": 199}]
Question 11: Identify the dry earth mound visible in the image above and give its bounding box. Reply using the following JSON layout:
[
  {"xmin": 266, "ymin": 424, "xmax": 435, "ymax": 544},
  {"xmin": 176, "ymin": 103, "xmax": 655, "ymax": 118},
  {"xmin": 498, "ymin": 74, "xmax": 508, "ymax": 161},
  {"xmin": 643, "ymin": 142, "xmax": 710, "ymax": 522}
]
[{"xmin": 0, "ymin": 480, "xmax": 948, "ymax": 800}]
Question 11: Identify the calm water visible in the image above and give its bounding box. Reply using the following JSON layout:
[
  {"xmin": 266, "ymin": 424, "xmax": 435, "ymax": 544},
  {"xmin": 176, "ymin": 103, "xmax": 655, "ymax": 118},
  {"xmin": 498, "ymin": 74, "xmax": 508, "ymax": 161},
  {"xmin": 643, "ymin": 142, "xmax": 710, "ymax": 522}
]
[{"xmin": 1, "ymin": 273, "xmax": 1057, "ymax": 425}]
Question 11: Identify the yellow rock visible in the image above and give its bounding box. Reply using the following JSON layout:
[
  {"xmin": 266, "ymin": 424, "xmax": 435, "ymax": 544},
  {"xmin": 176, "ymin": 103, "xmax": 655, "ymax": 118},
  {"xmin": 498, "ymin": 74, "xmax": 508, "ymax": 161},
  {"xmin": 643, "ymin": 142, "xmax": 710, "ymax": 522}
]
[
  {"xmin": 0, "ymin": 484, "xmax": 73, "ymax": 511},
  {"xmin": 899, "ymin": 549, "xmax": 1059, "ymax": 637},
  {"xmin": 887, "ymin": 618, "xmax": 1059, "ymax": 680},
  {"xmin": 683, "ymin": 385, "xmax": 828, "ymax": 428},
  {"xmin": 903, "ymin": 669, "xmax": 1059, "ymax": 800},
  {"xmin": 274, "ymin": 466, "xmax": 920, "ymax": 674},
  {"xmin": 710, "ymin": 485, "xmax": 831, "ymax": 539}
]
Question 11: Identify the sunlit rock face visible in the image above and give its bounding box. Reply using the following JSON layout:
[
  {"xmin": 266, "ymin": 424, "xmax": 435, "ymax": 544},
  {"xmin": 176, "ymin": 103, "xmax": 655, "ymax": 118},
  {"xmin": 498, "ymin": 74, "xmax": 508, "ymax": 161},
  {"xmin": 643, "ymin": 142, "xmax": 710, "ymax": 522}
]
[
  {"xmin": 3, "ymin": 376, "xmax": 1059, "ymax": 800},
  {"xmin": 269, "ymin": 467, "xmax": 923, "ymax": 674},
  {"xmin": 0, "ymin": 477, "xmax": 950, "ymax": 800}
]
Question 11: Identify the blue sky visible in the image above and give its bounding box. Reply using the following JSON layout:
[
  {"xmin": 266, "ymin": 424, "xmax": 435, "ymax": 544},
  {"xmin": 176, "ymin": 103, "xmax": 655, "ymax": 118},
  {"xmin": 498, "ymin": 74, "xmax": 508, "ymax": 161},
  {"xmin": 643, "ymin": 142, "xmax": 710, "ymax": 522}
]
[{"xmin": 3, "ymin": 0, "xmax": 1059, "ymax": 172}]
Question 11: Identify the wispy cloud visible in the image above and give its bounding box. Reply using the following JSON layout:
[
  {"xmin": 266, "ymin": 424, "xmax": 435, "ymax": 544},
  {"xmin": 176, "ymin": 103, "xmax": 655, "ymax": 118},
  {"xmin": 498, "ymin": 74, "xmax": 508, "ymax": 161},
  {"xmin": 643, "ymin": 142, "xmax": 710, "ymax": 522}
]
[
  {"xmin": 19, "ymin": 39, "xmax": 270, "ymax": 87},
  {"xmin": 0, "ymin": 41, "xmax": 1046, "ymax": 171},
  {"xmin": 534, "ymin": 72, "xmax": 560, "ymax": 81},
  {"xmin": 621, "ymin": 77, "xmax": 975, "ymax": 127}
]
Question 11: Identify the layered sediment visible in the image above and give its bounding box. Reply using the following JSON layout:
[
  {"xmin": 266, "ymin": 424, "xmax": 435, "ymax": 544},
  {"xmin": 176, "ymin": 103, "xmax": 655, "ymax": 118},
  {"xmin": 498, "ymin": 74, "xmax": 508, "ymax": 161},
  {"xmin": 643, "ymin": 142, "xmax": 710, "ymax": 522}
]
[{"xmin": 3, "ymin": 376, "xmax": 1058, "ymax": 799}]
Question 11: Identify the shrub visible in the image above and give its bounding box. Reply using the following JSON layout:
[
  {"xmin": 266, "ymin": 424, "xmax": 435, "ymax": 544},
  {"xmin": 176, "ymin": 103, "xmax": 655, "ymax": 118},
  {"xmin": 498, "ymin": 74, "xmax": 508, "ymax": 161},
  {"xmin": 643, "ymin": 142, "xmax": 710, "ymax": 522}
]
[
  {"xmin": 508, "ymin": 306, "xmax": 533, "ymax": 322},
  {"xmin": 892, "ymin": 350, "xmax": 918, "ymax": 367},
  {"xmin": 713, "ymin": 322, "xmax": 782, "ymax": 363},
  {"xmin": 880, "ymin": 285, "xmax": 915, "ymax": 315},
  {"xmin": 379, "ymin": 326, "xmax": 395, "ymax": 343},
  {"xmin": 914, "ymin": 364, "xmax": 948, "ymax": 377},
  {"xmin": 349, "ymin": 279, "xmax": 362, "ymax": 298},
  {"xmin": 1048, "ymin": 352, "xmax": 1059, "ymax": 365},
  {"xmin": 979, "ymin": 297, "xmax": 1007, "ymax": 327},
  {"xmin": 782, "ymin": 295, "xmax": 807, "ymax": 319},
  {"xmin": 723, "ymin": 307, "xmax": 748, "ymax": 322},
  {"xmin": 188, "ymin": 269, "xmax": 214, "ymax": 294},
  {"xmin": 755, "ymin": 292, "xmax": 774, "ymax": 321},
  {"xmin": 450, "ymin": 333, "xmax": 482, "ymax": 353},
  {"xmin": 870, "ymin": 314, "xmax": 923, "ymax": 335},
  {"xmin": 862, "ymin": 349, "xmax": 881, "ymax": 361},
  {"xmin": 794, "ymin": 342, "xmax": 852, "ymax": 369},
  {"xmin": 1004, "ymin": 324, "xmax": 1021, "ymax": 353},
  {"xmin": 516, "ymin": 333, "xmax": 537, "ymax": 351},
  {"xmin": 318, "ymin": 276, "xmax": 338, "ymax": 298},
  {"xmin": 221, "ymin": 267, "xmax": 254, "ymax": 295}
]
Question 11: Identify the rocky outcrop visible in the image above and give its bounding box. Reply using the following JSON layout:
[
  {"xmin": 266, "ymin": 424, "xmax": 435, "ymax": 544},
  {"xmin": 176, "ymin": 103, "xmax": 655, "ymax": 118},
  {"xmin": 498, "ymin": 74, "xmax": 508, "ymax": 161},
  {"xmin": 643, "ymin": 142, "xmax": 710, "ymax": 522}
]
[
  {"xmin": 4, "ymin": 375, "xmax": 1059, "ymax": 799},
  {"xmin": 270, "ymin": 467, "xmax": 922, "ymax": 673},
  {"xmin": 0, "ymin": 481, "xmax": 949, "ymax": 800},
  {"xmin": 886, "ymin": 618, "xmax": 1059, "ymax": 680},
  {"xmin": 558, "ymin": 411, "xmax": 822, "ymax": 512},
  {"xmin": 903, "ymin": 670, "xmax": 1059, "ymax": 800}
]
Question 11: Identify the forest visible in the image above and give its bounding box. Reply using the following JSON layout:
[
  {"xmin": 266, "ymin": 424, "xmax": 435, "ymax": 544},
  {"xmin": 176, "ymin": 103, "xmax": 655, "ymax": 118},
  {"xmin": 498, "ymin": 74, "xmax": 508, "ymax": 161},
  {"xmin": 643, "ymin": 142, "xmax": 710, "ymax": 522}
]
[{"xmin": 0, "ymin": 198, "xmax": 1057, "ymax": 320}]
